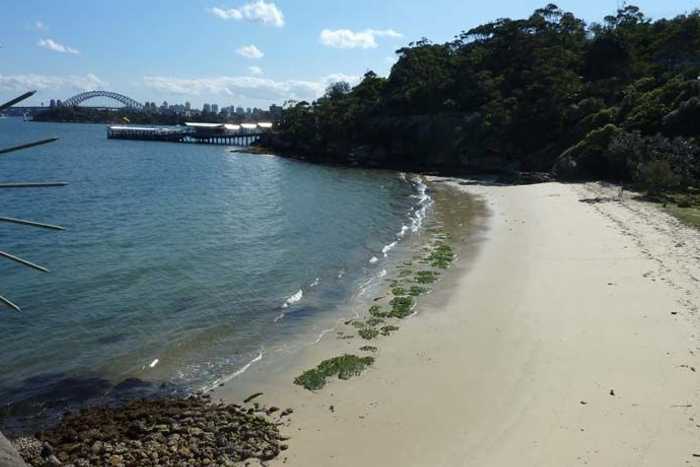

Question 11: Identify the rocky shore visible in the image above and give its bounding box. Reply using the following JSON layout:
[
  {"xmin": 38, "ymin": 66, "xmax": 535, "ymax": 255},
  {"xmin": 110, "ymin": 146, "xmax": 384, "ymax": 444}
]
[{"xmin": 11, "ymin": 395, "xmax": 291, "ymax": 467}]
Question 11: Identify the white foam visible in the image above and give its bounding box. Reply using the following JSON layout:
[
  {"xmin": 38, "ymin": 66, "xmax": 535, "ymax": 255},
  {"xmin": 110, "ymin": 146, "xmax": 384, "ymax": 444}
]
[
  {"xmin": 369, "ymin": 256, "xmax": 379, "ymax": 264},
  {"xmin": 281, "ymin": 289, "xmax": 303, "ymax": 308},
  {"xmin": 310, "ymin": 277, "xmax": 320, "ymax": 287},
  {"xmin": 379, "ymin": 269, "xmax": 387, "ymax": 278},
  {"xmin": 313, "ymin": 328, "xmax": 335, "ymax": 345},
  {"xmin": 408, "ymin": 177, "xmax": 433, "ymax": 233},
  {"xmin": 149, "ymin": 358, "xmax": 159, "ymax": 368},
  {"xmin": 201, "ymin": 351, "xmax": 264, "ymax": 393},
  {"xmin": 382, "ymin": 241, "xmax": 397, "ymax": 257},
  {"xmin": 338, "ymin": 270, "xmax": 345, "ymax": 279}
]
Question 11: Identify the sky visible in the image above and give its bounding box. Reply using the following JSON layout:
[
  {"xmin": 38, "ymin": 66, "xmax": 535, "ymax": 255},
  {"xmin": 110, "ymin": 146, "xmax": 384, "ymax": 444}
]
[{"xmin": 2, "ymin": 0, "xmax": 699, "ymax": 109}]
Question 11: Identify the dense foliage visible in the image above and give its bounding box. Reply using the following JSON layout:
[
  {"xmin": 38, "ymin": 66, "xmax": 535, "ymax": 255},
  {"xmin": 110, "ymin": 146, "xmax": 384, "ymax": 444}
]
[{"xmin": 271, "ymin": 5, "xmax": 700, "ymax": 192}]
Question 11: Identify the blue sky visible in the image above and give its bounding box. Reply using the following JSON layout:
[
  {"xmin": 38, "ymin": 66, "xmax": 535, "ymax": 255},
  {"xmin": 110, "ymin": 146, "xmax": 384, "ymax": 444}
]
[{"xmin": 2, "ymin": 0, "xmax": 699, "ymax": 109}]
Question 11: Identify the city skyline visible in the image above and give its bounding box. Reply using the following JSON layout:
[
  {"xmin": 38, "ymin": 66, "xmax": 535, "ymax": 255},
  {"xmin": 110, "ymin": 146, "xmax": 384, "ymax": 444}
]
[{"xmin": 2, "ymin": 0, "xmax": 700, "ymax": 108}]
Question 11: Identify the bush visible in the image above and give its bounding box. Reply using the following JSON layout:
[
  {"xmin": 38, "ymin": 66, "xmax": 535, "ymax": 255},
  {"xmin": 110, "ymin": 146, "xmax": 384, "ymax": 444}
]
[{"xmin": 637, "ymin": 159, "xmax": 679, "ymax": 195}]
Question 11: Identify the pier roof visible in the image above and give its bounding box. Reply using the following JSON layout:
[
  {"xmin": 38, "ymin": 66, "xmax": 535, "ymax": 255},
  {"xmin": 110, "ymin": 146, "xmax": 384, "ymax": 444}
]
[{"xmin": 184, "ymin": 122, "xmax": 224, "ymax": 129}]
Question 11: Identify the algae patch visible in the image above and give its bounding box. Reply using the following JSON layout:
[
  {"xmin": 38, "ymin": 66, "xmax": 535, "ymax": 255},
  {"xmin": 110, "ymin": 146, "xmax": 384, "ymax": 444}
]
[
  {"xmin": 415, "ymin": 271, "xmax": 439, "ymax": 284},
  {"xmin": 358, "ymin": 327, "xmax": 380, "ymax": 340},
  {"xmin": 380, "ymin": 325, "xmax": 399, "ymax": 336},
  {"xmin": 294, "ymin": 355, "xmax": 375, "ymax": 390},
  {"xmin": 389, "ymin": 296, "xmax": 415, "ymax": 318}
]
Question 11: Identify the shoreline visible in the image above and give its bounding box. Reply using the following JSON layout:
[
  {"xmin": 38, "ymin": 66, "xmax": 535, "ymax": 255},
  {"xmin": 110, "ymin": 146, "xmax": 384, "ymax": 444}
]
[
  {"xmin": 230, "ymin": 179, "xmax": 700, "ymax": 466},
  {"xmin": 212, "ymin": 178, "xmax": 487, "ymax": 401}
]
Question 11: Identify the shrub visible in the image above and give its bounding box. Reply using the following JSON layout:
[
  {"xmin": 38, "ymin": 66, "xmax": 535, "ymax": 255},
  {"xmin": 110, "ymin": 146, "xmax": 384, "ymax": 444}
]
[{"xmin": 638, "ymin": 159, "xmax": 679, "ymax": 195}]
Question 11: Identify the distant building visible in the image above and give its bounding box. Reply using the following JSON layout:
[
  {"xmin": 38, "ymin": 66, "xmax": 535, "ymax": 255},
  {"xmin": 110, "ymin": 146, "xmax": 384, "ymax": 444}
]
[
  {"xmin": 203, "ymin": 103, "xmax": 211, "ymax": 113},
  {"xmin": 185, "ymin": 101, "xmax": 191, "ymax": 111},
  {"xmin": 49, "ymin": 99, "xmax": 56, "ymax": 108},
  {"xmin": 211, "ymin": 104, "xmax": 219, "ymax": 114}
]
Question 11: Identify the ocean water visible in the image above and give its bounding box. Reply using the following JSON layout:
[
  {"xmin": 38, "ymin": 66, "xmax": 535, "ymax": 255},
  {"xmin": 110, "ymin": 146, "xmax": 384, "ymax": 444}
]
[{"xmin": 0, "ymin": 119, "xmax": 431, "ymax": 430}]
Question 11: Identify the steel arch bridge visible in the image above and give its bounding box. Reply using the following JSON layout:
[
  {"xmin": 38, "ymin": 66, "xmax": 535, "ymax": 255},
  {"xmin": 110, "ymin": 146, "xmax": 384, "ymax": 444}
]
[{"xmin": 61, "ymin": 90, "xmax": 144, "ymax": 110}]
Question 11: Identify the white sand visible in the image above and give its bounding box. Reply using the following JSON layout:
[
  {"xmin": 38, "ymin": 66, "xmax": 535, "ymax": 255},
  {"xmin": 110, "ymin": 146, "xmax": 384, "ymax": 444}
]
[{"xmin": 238, "ymin": 180, "xmax": 700, "ymax": 466}]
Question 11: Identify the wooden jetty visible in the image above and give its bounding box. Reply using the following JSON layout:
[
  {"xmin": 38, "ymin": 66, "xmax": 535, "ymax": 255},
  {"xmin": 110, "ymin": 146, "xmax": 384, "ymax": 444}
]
[{"xmin": 107, "ymin": 122, "xmax": 272, "ymax": 146}]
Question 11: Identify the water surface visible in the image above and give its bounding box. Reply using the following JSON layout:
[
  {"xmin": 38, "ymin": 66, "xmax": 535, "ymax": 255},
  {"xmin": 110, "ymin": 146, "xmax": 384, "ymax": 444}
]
[{"xmin": 0, "ymin": 119, "xmax": 429, "ymax": 429}]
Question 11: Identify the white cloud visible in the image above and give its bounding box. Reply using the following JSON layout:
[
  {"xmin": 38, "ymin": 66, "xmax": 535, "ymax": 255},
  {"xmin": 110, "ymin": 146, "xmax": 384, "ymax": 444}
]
[
  {"xmin": 248, "ymin": 66, "xmax": 263, "ymax": 75},
  {"xmin": 209, "ymin": 7, "xmax": 243, "ymax": 20},
  {"xmin": 37, "ymin": 38, "xmax": 79, "ymax": 54},
  {"xmin": 142, "ymin": 73, "xmax": 359, "ymax": 103},
  {"xmin": 320, "ymin": 29, "xmax": 403, "ymax": 49},
  {"xmin": 0, "ymin": 73, "xmax": 107, "ymax": 92},
  {"xmin": 209, "ymin": 1, "xmax": 284, "ymax": 27},
  {"xmin": 236, "ymin": 44, "xmax": 264, "ymax": 59},
  {"xmin": 34, "ymin": 20, "xmax": 47, "ymax": 31}
]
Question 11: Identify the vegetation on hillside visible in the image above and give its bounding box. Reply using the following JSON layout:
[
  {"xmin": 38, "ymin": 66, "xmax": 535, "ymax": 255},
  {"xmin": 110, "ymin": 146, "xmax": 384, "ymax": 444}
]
[{"xmin": 270, "ymin": 5, "xmax": 700, "ymax": 195}]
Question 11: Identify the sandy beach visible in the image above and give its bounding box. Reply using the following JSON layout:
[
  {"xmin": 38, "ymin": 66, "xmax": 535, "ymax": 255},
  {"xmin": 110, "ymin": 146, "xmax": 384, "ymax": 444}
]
[{"xmin": 220, "ymin": 179, "xmax": 700, "ymax": 467}]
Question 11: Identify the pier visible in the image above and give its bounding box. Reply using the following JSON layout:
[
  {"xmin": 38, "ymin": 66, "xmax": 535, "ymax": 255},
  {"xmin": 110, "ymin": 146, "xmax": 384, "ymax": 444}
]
[{"xmin": 107, "ymin": 122, "xmax": 272, "ymax": 146}]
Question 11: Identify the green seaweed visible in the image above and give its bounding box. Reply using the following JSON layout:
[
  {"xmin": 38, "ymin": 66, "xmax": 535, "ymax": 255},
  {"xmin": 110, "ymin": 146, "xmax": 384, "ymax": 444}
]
[
  {"xmin": 358, "ymin": 327, "xmax": 380, "ymax": 340},
  {"xmin": 415, "ymin": 271, "xmax": 439, "ymax": 284},
  {"xmin": 366, "ymin": 317, "xmax": 385, "ymax": 327},
  {"xmin": 389, "ymin": 296, "xmax": 415, "ymax": 318},
  {"xmin": 380, "ymin": 325, "xmax": 399, "ymax": 336},
  {"xmin": 399, "ymin": 269, "xmax": 413, "ymax": 277},
  {"xmin": 369, "ymin": 305, "xmax": 388, "ymax": 318},
  {"xmin": 428, "ymin": 243, "xmax": 455, "ymax": 269},
  {"xmin": 409, "ymin": 286, "xmax": 428, "ymax": 296},
  {"xmin": 294, "ymin": 354, "xmax": 374, "ymax": 390},
  {"xmin": 392, "ymin": 286, "xmax": 407, "ymax": 296},
  {"xmin": 359, "ymin": 345, "xmax": 377, "ymax": 352},
  {"xmin": 350, "ymin": 320, "xmax": 366, "ymax": 329}
]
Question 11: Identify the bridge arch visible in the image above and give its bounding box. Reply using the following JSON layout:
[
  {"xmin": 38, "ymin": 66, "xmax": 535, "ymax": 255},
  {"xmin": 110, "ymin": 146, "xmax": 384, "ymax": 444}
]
[{"xmin": 61, "ymin": 91, "xmax": 144, "ymax": 110}]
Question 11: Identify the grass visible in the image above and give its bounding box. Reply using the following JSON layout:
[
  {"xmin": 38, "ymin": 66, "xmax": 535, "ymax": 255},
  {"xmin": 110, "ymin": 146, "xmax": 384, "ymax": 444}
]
[
  {"xmin": 415, "ymin": 271, "xmax": 439, "ymax": 284},
  {"xmin": 380, "ymin": 325, "xmax": 399, "ymax": 336},
  {"xmin": 294, "ymin": 354, "xmax": 375, "ymax": 390},
  {"xmin": 358, "ymin": 327, "xmax": 380, "ymax": 340},
  {"xmin": 389, "ymin": 296, "xmax": 415, "ymax": 318},
  {"xmin": 666, "ymin": 203, "xmax": 700, "ymax": 230}
]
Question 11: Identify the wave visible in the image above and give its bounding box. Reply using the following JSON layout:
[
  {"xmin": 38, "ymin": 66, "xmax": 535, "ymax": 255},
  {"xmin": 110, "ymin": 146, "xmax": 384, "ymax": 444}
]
[
  {"xmin": 281, "ymin": 289, "xmax": 303, "ymax": 309},
  {"xmin": 201, "ymin": 351, "xmax": 264, "ymax": 393},
  {"xmin": 310, "ymin": 277, "xmax": 320, "ymax": 287},
  {"xmin": 312, "ymin": 328, "xmax": 335, "ymax": 345},
  {"xmin": 382, "ymin": 241, "xmax": 397, "ymax": 257},
  {"xmin": 369, "ymin": 256, "xmax": 379, "ymax": 264}
]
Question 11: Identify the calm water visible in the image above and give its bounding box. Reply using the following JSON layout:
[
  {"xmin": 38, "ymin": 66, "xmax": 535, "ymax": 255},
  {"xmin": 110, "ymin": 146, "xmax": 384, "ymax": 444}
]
[{"xmin": 0, "ymin": 119, "xmax": 430, "ymax": 429}]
